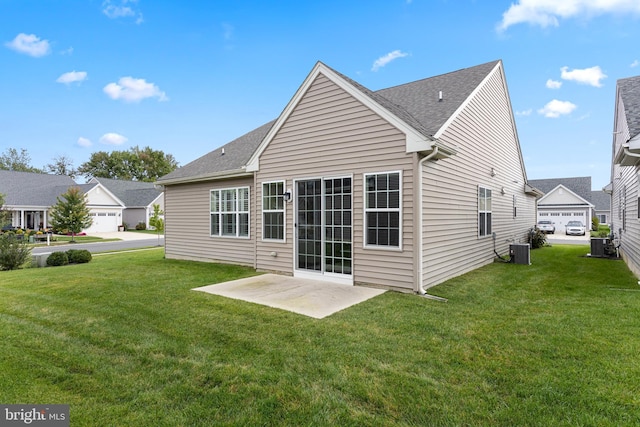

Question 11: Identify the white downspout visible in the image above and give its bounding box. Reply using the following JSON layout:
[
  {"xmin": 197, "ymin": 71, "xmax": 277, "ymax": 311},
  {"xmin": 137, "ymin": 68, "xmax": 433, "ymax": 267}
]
[{"xmin": 417, "ymin": 147, "xmax": 443, "ymax": 297}]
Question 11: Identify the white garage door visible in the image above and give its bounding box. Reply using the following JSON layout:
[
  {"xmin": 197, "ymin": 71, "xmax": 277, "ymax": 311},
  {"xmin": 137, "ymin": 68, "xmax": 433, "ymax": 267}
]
[
  {"xmin": 538, "ymin": 211, "xmax": 587, "ymax": 233},
  {"xmin": 85, "ymin": 212, "xmax": 119, "ymax": 233}
]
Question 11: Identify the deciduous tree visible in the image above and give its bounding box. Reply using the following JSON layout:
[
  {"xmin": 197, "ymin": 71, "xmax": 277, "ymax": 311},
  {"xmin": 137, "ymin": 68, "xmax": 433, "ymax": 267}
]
[
  {"xmin": 45, "ymin": 155, "xmax": 78, "ymax": 178},
  {"xmin": 0, "ymin": 148, "xmax": 43, "ymax": 173},
  {"xmin": 149, "ymin": 203, "xmax": 164, "ymax": 246},
  {"xmin": 78, "ymin": 146, "xmax": 178, "ymax": 182}
]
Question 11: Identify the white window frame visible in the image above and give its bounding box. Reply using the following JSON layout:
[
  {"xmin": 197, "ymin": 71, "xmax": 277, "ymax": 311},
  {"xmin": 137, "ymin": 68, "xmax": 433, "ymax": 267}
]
[
  {"xmin": 262, "ymin": 180, "xmax": 286, "ymax": 242},
  {"xmin": 478, "ymin": 186, "xmax": 492, "ymax": 238},
  {"xmin": 210, "ymin": 187, "xmax": 250, "ymax": 238},
  {"xmin": 363, "ymin": 170, "xmax": 402, "ymax": 250}
]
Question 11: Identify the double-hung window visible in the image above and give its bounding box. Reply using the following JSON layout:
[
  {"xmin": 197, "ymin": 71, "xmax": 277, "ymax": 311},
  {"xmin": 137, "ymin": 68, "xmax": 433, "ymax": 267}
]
[
  {"xmin": 210, "ymin": 187, "xmax": 249, "ymax": 238},
  {"xmin": 262, "ymin": 181, "xmax": 285, "ymax": 241},
  {"xmin": 479, "ymin": 186, "xmax": 492, "ymax": 237},
  {"xmin": 364, "ymin": 171, "xmax": 401, "ymax": 248}
]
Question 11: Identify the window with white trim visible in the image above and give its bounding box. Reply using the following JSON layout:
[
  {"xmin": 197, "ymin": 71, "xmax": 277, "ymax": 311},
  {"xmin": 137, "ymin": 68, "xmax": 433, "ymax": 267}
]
[
  {"xmin": 262, "ymin": 181, "xmax": 285, "ymax": 241},
  {"xmin": 479, "ymin": 186, "xmax": 492, "ymax": 237},
  {"xmin": 210, "ymin": 187, "xmax": 249, "ymax": 238},
  {"xmin": 364, "ymin": 171, "xmax": 401, "ymax": 248}
]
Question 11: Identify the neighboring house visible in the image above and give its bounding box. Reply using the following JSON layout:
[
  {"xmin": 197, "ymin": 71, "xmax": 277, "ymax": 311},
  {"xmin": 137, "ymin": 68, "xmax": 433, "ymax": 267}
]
[
  {"xmin": 89, "ymin": 177, "xmax": 164, "ymax": 230},
  {"xmin": 528, "ymin": 177, "xmax": 595, "ymax": 233},
  {"xmin": 0, "ymin": 170, "xmax": 163, "ymax": 233},
  {"xmin": 0, "ymin": 170, "xmax": 79, "ymax": 230},
  {"xmin": 156, "ymin": 60, "xmax": 541, "ymax": 293},
  {"xmin": 591, "ymin": 190, "xmax": 611, "ymax": 226},
  {"xmin": 610, "ymin": 73, "xmax": 640, "ymax": 276}
]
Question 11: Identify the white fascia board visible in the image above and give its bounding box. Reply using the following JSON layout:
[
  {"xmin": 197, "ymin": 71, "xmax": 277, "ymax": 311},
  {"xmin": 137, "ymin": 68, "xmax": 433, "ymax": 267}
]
[
  {"xmin": 537, "ymin": 184, "xmax": 593, "ymax": 206},
  {"xmin": 156, "ymin": 169, "xmax": 252, "ymax": 186},
  {"xmin": 86, "ymin": 183, "xmax": 126, "ymax": 207},
  {"xmin": 245, "ymin": 62, "xmax": 432, "ymax": 172},
  {"xmin": 7, "ymin": 205, "xmax": 50, "ymax": 210},
  {"xmin": 433, "ymin": 62, "xmax": 502, "ymax": 139},
  {"xmin": 628, "ymin": 133, "xmax": 640, "ymax": 150}
]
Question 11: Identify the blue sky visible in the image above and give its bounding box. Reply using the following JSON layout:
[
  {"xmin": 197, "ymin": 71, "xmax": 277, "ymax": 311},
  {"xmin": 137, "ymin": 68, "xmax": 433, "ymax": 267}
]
[{"xmin": 2, "ymin": 0, "xmax": 639, "ymax": 190}]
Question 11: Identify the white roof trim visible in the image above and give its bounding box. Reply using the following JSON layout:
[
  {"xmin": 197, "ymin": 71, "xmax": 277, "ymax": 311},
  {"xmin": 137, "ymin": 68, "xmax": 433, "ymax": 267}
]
[
  {"xmin": 433, "ymin": 61, "xmax": 501, "ymax": 139},
  {"xmin": 537, "ymin": 184, "xmax": 594, "ymax": 207},
  {"xmin": 156, "ymin": 168, "xmax": 252, "ymax": 185},
  {"xmin": 245, "ymin": 62, "xmax": 432, "ymax": 172},
  {"xmin": 84, "ymin": 183, "xmax": 126, "ymax": 208}
]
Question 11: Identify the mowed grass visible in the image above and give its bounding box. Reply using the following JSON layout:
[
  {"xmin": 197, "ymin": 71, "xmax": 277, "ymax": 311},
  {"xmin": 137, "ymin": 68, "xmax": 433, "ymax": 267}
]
[{"xmin": 1, "ymin": 246, "xmax": 639, "ymax": 426}]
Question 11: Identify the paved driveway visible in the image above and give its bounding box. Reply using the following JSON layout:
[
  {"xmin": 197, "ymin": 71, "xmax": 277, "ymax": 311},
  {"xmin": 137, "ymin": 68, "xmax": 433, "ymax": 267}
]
[{"xmin": 547, "ymin": 232, "xmax": 590, "ymax": 245}]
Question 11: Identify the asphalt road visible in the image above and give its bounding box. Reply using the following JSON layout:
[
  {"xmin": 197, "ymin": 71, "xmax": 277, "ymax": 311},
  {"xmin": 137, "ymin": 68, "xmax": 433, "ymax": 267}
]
[{"xmin": 31, "ymin": 236, "xmax": 164, "ymax": 255}]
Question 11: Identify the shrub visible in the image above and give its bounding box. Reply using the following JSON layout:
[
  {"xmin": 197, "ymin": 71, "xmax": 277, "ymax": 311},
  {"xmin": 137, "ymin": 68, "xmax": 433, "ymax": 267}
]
[
  {"xmin": 528, "ymin": 228, "xmax": 547, "ymax": 249},
  {"xmin": 0, "ymin": 233, "xmax": 32, "ymax": 270},
  {"xmin": 66, "ymin": 249, "xmax": 92, "ymax": 264},
  {"xmin": 46, "ymin": 251, "xmax": 69, "ymax": 267},
  {"xmin": 135, "ymin": 222, "xmax": 147, "ymax": 230},
  {"xmin": 591, "ymin": 216, "xmax": 600, "ymax": 231}
]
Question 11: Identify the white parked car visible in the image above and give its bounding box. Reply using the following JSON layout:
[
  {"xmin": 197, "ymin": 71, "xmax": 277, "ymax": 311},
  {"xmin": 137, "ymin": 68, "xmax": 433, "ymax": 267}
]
[
  {"xmin": 565, "ymin": 221, "xmax": 586, "ymax": 236},
  {"xmin": 537, "ymin": 220, "xmax": 555, "ymax": 234}
]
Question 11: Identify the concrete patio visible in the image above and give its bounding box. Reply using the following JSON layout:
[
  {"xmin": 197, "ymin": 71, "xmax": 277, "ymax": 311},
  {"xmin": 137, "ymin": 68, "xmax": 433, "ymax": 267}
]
[{"xmin": 193, "ymin": 274, "xmax": 386, "ymax": 319}]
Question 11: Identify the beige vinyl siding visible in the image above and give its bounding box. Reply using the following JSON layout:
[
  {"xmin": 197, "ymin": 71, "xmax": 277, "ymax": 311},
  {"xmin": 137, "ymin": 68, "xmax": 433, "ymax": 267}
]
[
  {"xmin": 422, "ymin": 66, "xmax": 537, "ymax": 288},
  {"xmin": 256, "ymin": 72, "xmax": 416, "ymax": 290},
  {"xmin": 164, "ymin": 177, "xmax": 255, "ymax": 266},
  {"xmin": 611, "ymin": 95, "xmax": 640, "ymax": 276}
]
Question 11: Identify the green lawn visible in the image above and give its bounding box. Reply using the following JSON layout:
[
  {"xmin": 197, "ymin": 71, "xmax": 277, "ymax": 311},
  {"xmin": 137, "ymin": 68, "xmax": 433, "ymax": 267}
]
[{"xmin": 1, "ymin": 246, "xmax": 639, "ymax": 426}]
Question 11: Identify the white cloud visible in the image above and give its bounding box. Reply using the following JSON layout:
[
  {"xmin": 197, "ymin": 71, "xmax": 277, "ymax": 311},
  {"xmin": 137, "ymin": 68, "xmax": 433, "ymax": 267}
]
[
  {"xmin": 4, "ymin": 33, "xmax": 51, "ymax": 57},
  {"xmin": 546, "ymin": 79, "xmax": 562, "ymax": 89},
  {"xmin": 103, "ymin": 77, "xmax": 168, "ymax": 103},
  {"xmin": 631, "ymin": 60, "xmax": 639, "ymax": 68},
  {"xmin": 56, "ymin": 71, "xmax": 88, "ymax": 85},
  {"xmin": 538, "ymin": 99, "xmax": 577, "ymax": 118},
  {"xmin": 77, "ymin": 137, "xmax": 92, "ymax": 147},
  {"xmin": 102, "ymin": 0, "xmax": 143, "ymax": 24},
  {"xmin": 222, "ymin": 23, "xmax": 234, "ymax": 40},
  {"xmin": 99, "ymin": 133, "xmax": 128, "ymax": 146},
  {"xmin": 372, "ymin": 50, "xmax": 409, "ymax": 72},
  {"xmin": 60, "ymin": 47, "xmax": 74, "ymax": 55},
  {"xmin": 497, "ymin": 0, "xmax": 640, "ymax": 32},
  {"xmin": 516, "ymin": 109, "xmax": 533, "ymax": 116},
  {"xmin": 560, "ymin": 66, "xmax": 607, "ymax": 87}
]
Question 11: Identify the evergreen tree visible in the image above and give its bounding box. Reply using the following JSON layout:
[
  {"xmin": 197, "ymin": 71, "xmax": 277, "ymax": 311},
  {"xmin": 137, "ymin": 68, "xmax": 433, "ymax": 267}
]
[
  {"xmin": 49, "ymin": 187, "xmax": 93, "ymax": 242},
  {"xmin": 0, "ymin": 193, "xmax": 10, "ymax": 227}
]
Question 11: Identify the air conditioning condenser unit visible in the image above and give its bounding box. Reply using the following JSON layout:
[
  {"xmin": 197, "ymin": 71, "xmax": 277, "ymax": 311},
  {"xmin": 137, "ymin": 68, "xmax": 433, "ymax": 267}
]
[{"xmin": 510, "ymin": 243, "xmax": 530, "ymax": 265}]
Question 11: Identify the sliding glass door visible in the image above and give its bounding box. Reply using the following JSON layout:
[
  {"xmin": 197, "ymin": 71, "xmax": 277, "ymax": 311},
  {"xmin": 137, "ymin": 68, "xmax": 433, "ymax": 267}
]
[{"xmin": 295, "ymin": 177, "xmax": 352, "ymax": 282}]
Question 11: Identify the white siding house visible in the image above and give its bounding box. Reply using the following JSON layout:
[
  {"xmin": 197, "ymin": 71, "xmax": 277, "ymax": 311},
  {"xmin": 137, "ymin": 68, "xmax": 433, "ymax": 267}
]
[
  {"xmin": 528, "ymin": 177, "xmax": 594, "ymax": 233},
  {"xmin": 610, "ymin": 74, "xmax": 640, "ymax": 276}
]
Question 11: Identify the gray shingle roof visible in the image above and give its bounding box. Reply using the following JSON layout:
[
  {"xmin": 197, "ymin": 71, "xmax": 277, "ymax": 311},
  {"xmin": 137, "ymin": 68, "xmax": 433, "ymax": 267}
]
[
  {"xmin": 157, "ymin": 120, "xmax": 276, "ymax": 183},
  {"xmin": 591, "ymin": 190, "xmax": 611, "ymax": 210},
  {"xmin": 527, "ymin": 177, "xmax": 592, "ymax": 202},
  {"xmin": 618, "ymin": 75, "xmax": 640, "ymax": 140},
  {"xmin": 157, "ymin": 60, "xmax": 501, "ymax": 184},
  {"xmin": 376, "ymin": 60, "xmax": 500, "ymax": 136},
  {"xmin": 91, "ymin": 177, "xmax": 162, "ymax": 207},
  {"xmin": 0, "ymin": 170, "xmax": 77, "ymax": 207}
]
